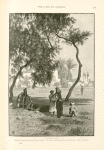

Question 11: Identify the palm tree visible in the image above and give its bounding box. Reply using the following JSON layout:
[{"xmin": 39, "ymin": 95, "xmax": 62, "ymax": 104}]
[
  {"xmin": 66, "ymin": 58, "xmax": 77, "ymax": 81},
  {"xmin": 58, "ymin": 58, "xmax": 67, "ymax": 85}
]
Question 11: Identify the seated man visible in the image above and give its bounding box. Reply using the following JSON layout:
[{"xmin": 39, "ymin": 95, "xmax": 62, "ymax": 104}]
[{"xmin": 69, "ymin": 101, "xmax": 78, "ymax": 117}]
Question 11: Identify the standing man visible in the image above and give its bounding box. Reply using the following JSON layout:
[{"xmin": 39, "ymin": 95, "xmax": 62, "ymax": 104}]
[
  {"xmin": 55, "ymin": 88, "xmax": 63, "ymax": 118},
  {"xmin": 80, "ymin": 84, "xmax": 84, "ymax": 95}
]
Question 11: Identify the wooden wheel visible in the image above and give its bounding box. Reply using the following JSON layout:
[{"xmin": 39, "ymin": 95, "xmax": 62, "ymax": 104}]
[
  {"xmin": 16, "ymin": 92, "xmax": 33, "ymax": 110},
  {"xmin": 16, "ymin": 94, "xmax": 22, "ymax": 108}
]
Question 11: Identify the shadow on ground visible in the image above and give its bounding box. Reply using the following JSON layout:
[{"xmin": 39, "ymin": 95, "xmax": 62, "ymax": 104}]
[{"xmin": 13, "ymin": 96, "xmax": 93, "ymax": 112}]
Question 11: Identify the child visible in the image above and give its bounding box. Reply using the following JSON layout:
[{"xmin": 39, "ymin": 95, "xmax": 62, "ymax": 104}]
[
  {"xmin": 49, "ymin": 90, "xmax": 56, "ymax": 116},
  {"xmin": 69, "ymin": 101, "xmax": 78, "ymax": 117}
]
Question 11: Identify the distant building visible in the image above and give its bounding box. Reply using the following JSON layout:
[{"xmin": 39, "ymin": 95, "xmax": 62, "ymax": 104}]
[
  {"xmin": 15, "ymin": 68, "xmax": 33, "ymax": 88},
  {"xmin": 9, "ymin": 67, "xmax": 60, "ymax": 88},
  {"xmin": 82, "ymin": 72, "xmax": 90, "ymax": 86},
  {"xmin": 51, "ymin": 70, "xmax": 60, "ymax": 86}
]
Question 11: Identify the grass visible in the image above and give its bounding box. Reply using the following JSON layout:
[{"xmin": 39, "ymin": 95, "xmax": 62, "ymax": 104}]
[{"xmin": 9, "ymin": 87, "xmax": 94, "ymax": 136}]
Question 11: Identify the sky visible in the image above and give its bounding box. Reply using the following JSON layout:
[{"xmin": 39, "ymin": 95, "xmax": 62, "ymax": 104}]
[{"xmin": 57, "ymin": 14, "xmax": 94, "ymax": 81}]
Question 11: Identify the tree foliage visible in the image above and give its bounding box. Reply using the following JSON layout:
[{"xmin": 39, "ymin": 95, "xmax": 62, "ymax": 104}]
[
  {"xmin": 53, "ymin": 15, "xmax": 92, "ymax": 100},
  {"xmin": 58, "ymin": 58, "xmax": 77, "ymax": 85},
  {"xmin": 9, "ymin": 13, "xmax": 92, "ymax": 101},
  {"xmin": 9, "ymin": 13, "xmax": 61, "ymax": 90}
]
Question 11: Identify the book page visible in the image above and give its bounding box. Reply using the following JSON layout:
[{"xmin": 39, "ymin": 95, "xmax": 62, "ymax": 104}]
[{"xmin": 0, "ymin": 0, "xmax": 104, "ymax": 150}]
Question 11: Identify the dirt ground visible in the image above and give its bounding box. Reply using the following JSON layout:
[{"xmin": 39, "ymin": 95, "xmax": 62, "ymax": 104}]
[{"xmin": 9, "ymin": 87, "xmax": 94, "ymax": 136}]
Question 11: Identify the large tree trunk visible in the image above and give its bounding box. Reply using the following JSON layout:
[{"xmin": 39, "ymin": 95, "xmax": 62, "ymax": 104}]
[
  {"xmin": 65, "ymin": 43, "xmax": 82, "ymax": 101},
  {"xmin": 9, "ymin": 60, "xmax": 32, "ymax": 102},
  {"xmin": 9, "ymin": 68, "xmax": 22, "ymax": 102}
]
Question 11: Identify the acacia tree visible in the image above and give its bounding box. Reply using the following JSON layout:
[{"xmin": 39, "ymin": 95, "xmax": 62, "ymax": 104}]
[
  {"xmin": 9, "ymin": 14, "xmax": 59, "ymax": 101},
  {"xmin": 36, "ymin": 14, "xmax": 92, "ymax": 100},
  {"xmin": 9, "ymin": 13, "xmax": 92, "ymax": 102},
  {"xmin": 56, "ymin": 28, "xmax": 92, "ymax": 100}
]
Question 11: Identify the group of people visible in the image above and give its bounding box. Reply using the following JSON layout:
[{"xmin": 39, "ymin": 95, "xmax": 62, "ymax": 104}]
[
  {"xmin": 49, "ymin": 87, "xmax": 78, "ymax": 118},
  {"xmin": 16, "ymin": 87, "xmax": 78, "ymax": 118},
  {"xmin": 49, "ymin": 87, "xmax": 63, "ymax": 118}
]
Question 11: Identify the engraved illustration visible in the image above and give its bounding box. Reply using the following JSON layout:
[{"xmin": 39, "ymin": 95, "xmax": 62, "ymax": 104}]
[{"xmin": 9, "ymin": 13, "xmax": 94, "ymax": 136}]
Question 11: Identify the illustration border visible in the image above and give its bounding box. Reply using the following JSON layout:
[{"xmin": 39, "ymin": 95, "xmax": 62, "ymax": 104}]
[{"xmin": 8, "ymin": 13, "xmax": 95, "ymax": 137}]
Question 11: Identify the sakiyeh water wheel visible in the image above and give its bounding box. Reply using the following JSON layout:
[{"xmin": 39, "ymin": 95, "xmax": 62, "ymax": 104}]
[
  {"xmin": 16, "ymin": 88, "xmax": 35, "ymax": 110},
  {"xmin": 25, "ymin": 95, "xmax": 32, "ymax": 109}
]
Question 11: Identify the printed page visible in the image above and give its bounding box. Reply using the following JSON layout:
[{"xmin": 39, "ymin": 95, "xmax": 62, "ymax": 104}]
[{"xmin": 0, "ymin": 0, "xmax": 104, "ymax": 150}]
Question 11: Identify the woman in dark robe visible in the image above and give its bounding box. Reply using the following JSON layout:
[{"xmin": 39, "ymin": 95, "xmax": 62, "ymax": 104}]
[{"xmin": 56, "ymin": 88, "xmax": 63, "ymax": 118}]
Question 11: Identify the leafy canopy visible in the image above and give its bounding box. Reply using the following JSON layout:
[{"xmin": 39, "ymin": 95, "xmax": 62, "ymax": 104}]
[
  {"xmin": 9, "ymin": 13, "xmax": 92, "ymax": 87},
  {"xmin": 9, "ymin": 13, "xmax": 62, "ymax": 86}
]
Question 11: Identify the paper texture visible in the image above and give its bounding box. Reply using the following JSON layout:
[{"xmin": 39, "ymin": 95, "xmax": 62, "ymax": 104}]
[{"xmin": 0, "ymin": 0, "xmax": 104, "ymax": 150}]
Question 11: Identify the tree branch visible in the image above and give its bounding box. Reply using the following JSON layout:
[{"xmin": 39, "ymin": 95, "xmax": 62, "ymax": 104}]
[
  {"xmin": 72, "ymin": 43, "xmax": 82, "ymax": 67},
  {"xmin": 20, "ymin": 58, "xmax": 36, "ymax": 70},
  {"xmin": 45, "ymin": 31, "xmax": 54, "ymax": 49},
  {"xmin": 55, "ymin": 33, "xmax": 72, "ymax": 44}
]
